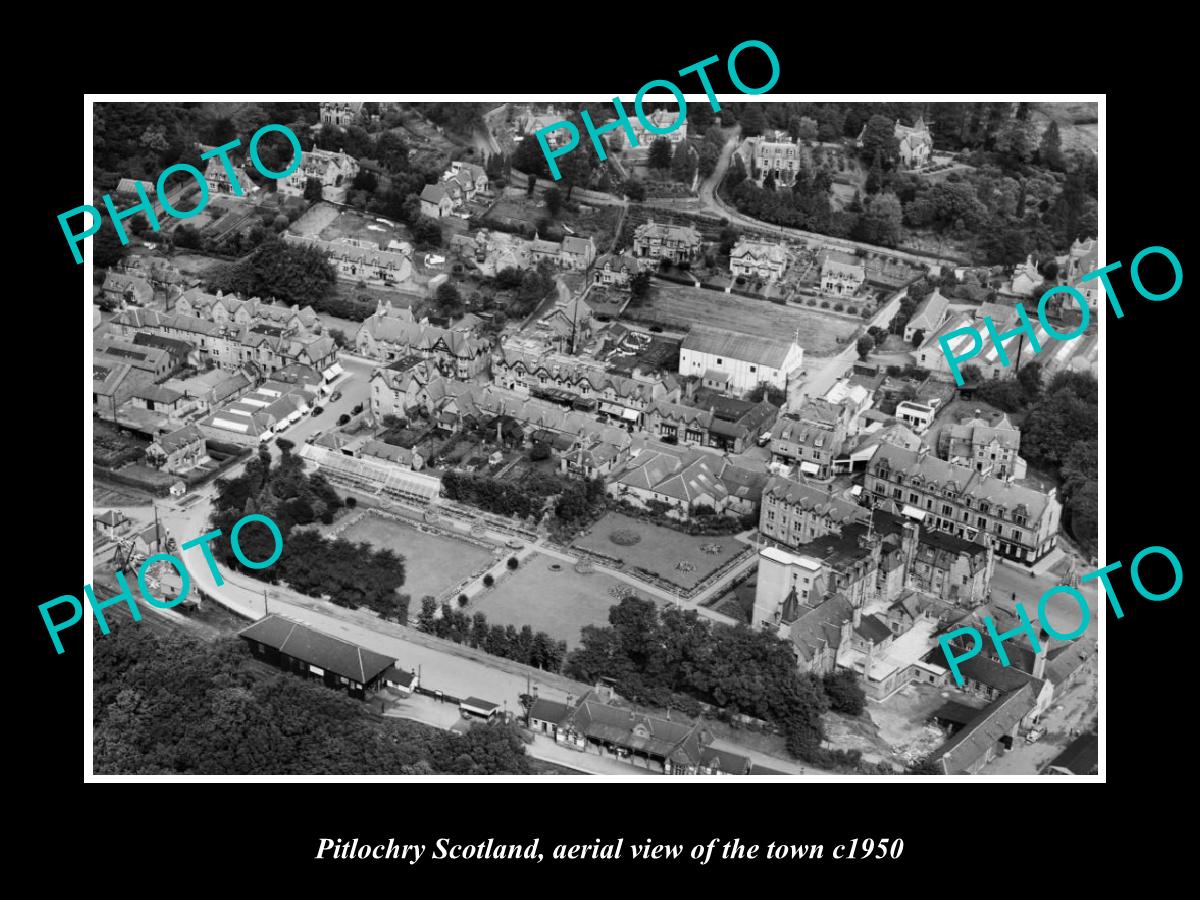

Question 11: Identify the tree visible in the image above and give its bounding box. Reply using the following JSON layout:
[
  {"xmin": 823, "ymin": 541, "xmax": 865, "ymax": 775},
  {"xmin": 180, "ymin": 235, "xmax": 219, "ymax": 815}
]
[
  {"xmin": 859, "ymin": 115, "xmax": 899, "ymax": 165},
  {"xmin": 329, "ymin": 328, "xmax": 349, "ymax": 349},
  {"xmin": 739, "ymin": 105, "xmax": 767, "ymax": 137},
  {"xmin": 907, "ymin": 756, "xmax": 944, "ymax": 775},
  {"xmin": 648, "ymin": 138, "xmax": 673, "ymax": 170},
  {"xmin": 822, "ymin": 670, "xmax": 866, "ymax": 716},
  {"xmin": 623, "ymin": 179, "xmax": 646, "ymax": 202},
  {"xmin": 1038, "ymin": 120, "xmax": 1064, "ymax": 171},
  {"xmin": 718, "ymin": 226, "xmax": 740, "ymax": 256},
  {"xmin": 543, "ymin": 186, "xmax": 563, "ymax": 215},
  {"xmin": 93, "ymin": 226, "xmax": 128, "ymax": 268},
  {"xmin": 507, "ymin": 556, "xmax": 519, "ymax": 570},
  {"xmin": 303, "ymin": 177, "xmax": 324, "ymax": 203},
  {"xmin": 417, "ymin": 597, "xmax": 438, "ymax": 632},
  {"xmin": 629, "ymin": 270, "xmax": 651, "ymax": 301},
  {"xmin": 205, "ymin": 238, "xmax": 337, "ymax": 308},
  {"xmin": 856, "ymin": 335, "xmax": 875, "ymax": 360},
  {"xmin": 910, "ymin": 329, "xmax": 925, "ymax": 348},
  {"xmin": 865, "ymin": 151, "xmax": 884, "ymax": 194},
  {"xmin": 1017, "ymin": 360, "xmax": 1043, "ymax": 400},
  {"xmin": 959, "ymin": 364, "xmax": 984, "ymax": 385},
  {"xmin": 482, "ymin": 573, "xmax": 495, "ymax": 588},
  {"xmin": 670, "ymin": 142, "xmax": 695, "ymax": 184}
]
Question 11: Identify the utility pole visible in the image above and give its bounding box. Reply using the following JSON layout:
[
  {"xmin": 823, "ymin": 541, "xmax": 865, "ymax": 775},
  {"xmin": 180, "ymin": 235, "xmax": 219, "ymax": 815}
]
[{"xmin": 263, "ymin": 587, "xmax": 269, "ymax": 616}]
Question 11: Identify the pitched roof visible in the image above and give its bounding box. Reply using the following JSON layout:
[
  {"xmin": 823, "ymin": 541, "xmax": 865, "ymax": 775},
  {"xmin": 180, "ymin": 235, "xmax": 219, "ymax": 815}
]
[
  {"xmin": 908, "ymin": 289, "xmax": 950, "ymax": 331},
  {"xmin": 529, "ymin": 697, "xmax": 572, "ymax": 724},
  {"xmin": 239, "ymin": 615, "xmax": 395, "ymax": 684},
  {"xmin": 868, "ymin": 443, "xmax": 1056, "ymax": 521},
  {"xmin": 731, "ymin": 239, "xmax": 787, "ymax": 264},
  {"xmin": 818, "ymin": 249, "xmax": 864, "ymax": 273},
  {"xmin": 789, "ymin": 594, "xmax": 854, "ymax": 660},
  {"xmin": 682, "ymin": 325, "xmax": 795, "ymax": 369},
  {"xmin": 1044, "ymin": 732, "xmax": 1098, "ymax": 775},
  {"xmin": 420, "ymin": 183, "xmax": 449, "ymax": 204},
  {"xmin": 937, "ymin": 683, "xmax": 1035, "ymax": 774},
  {"xmin": 154, "ymin": 423, "xmax": 204, "ymax": 453},
  {"xmin": 762, "ymin": 476, "xmax": 869, "ymax": 525}
]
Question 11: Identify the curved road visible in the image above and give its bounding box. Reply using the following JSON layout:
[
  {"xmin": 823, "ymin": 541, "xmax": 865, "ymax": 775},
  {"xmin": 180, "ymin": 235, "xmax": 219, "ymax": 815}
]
[{"xmin": 695, "ymin": 128, "xmax": 965, "ymax": 271}]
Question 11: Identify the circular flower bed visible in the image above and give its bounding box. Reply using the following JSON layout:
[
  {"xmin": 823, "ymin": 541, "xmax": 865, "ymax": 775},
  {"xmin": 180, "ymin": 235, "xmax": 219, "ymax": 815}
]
[
  {"xmin": 610, "ymin": 529, "xmax": 642, "ymax": 546},
  {"xmin": 574, "ymin": 559, "xmax": 595, "ymax": 575}
]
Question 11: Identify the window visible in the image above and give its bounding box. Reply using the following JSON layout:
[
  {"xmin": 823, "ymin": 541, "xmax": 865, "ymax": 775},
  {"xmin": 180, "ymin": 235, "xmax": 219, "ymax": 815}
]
[
  {"xmin": 749, "ymin": 365, "xmax": 757, "ymax": 373},
  {"xmin": 910, "ymin": 493, "xmax": 918, "ymax": 504},
  {"xmin": 977, "ymin": 515, "xmax": 986, "ymax": 528},
  {"xmin": 893, "ymin": 488, "xmax": 903, "ymax": 499},
  {"xmin": 716, "ymin": 358, "xmax": 723, "ymax": 365}
]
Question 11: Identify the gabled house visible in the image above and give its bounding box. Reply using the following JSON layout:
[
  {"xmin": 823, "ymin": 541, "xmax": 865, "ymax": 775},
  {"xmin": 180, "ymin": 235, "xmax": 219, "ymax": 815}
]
[
  {"xmin": 903, "ymin": 289, "xmax": 950, "ymax": 343},
  {"xmin": 146, "ymin": 424, "xmax": 208, "ymax": 473},
  {"xmin": 420, "ymin": 183, "xmax": 454, "ymax": 218}
]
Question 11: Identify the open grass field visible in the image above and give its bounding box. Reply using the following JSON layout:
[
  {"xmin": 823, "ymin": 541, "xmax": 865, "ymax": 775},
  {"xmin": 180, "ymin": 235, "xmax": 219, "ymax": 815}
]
[
  {"xmin": 319, "ymin": 210, "xmax": 411, "ymax": 248},
  {"xmin": 573, "ymin": 512, "xmax": 739, "ymax": 591},
  {"xmin": 470, "ymin": 552, "xmax": 636, "ymax": 648},
  {"xmin": 631, "ymin": 283, "xmax": 861, "ymax": 355},
  {"xmin": 336, "ymin": 512, "xmax": 495, "ymax": 601}
]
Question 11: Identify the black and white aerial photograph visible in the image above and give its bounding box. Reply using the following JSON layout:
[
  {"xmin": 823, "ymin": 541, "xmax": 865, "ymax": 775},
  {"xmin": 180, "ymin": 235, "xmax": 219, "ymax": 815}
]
[{"xmin": 86, "ymin": 97, "xmax": 1100, "ymax": 778}]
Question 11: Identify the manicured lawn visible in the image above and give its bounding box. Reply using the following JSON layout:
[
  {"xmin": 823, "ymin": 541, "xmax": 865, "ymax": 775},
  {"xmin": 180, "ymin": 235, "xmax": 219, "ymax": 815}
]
[
  {"xmin": 337, "ymin": 512, "xmax": 494, "ymax": 600},
  {"xmin": 471, "ymin": 553, "xmax": 638, "ymax": 648},
  {"xmin": 634, "ymin": 283, "xmax": 860, "ymax": 355},
  {"xmin": 573, "ymin": 512, "xmax": 740, "ymax": 590}
]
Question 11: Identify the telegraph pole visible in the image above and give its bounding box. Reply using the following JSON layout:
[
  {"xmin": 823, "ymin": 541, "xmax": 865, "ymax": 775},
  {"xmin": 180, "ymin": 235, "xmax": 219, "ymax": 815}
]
[{"xmin": 263, "ymin": 587, "xmax": 269, "ymax": 616}]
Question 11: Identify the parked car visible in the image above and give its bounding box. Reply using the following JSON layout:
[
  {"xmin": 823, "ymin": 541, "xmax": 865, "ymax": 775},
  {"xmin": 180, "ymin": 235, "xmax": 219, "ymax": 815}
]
[
  {"xmin": 330, "ymin": 390, "xmax": 342, "ymax": 402},
  {"xmin": 1025, "ymin": 727, "xmax": 1045, "ymax": 744},
  {"xmin": 310, "ymin": 405, "xmax": 325, "ymax": 417}
]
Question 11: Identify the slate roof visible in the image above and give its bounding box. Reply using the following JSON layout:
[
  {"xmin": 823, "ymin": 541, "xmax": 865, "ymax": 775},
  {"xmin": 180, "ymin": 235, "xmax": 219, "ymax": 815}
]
[
  {"xmin": 788, "ymin": 593, "xmax": 853, "ymax": 661},
  {"xmin": 239, "ymin": 615, "xmax": 395, "ymax": 684},
  {"xmin": 528, "ymin": 698, "xmax": 572, "ymax": 724},
  {"xmin": 908, "ymin": 289, "xmax": 950, "ymax": 332},
  {"xmin": 154, "ymin": 423, "xmax": 204, "ymax": 454},
  {"xmin": 868, "ymin": 443, "xmax": 1055, "ymax": 521},
  {"xmin": 762, "ymin": 477, "xmax": 868, "ymax": 526},
  {"xmin": 937, "ymin": 683, "xmax": 1035, "ymax": 775}
]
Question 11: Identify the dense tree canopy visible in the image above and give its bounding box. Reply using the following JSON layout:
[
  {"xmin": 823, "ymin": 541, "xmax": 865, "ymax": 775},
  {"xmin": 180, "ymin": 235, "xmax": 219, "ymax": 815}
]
[
  {"xmin": 95, "ymin": 627, "xmax": 531, "ymax": 774},
  {"xmin": 210, "ymin": 443, "xmax": 408, "ymax": 619},
  {"xmin": 206, "ymin": 237, "xmax": 337, "ymax": 308},
  {"xmin": 564, "ymin": 597, "xmax": 831, "ymax": 760}
]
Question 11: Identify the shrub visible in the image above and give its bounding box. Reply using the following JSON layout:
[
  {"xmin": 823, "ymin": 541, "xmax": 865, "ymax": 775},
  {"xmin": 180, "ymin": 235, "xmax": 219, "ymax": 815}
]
[
  {"xmin": 337, "ymin": 414, "xmax": 351, "ymax": 426},
  {"xmin": 806, "ymin": 297, "xmax": 817, "ymax": 306},
  {"xmin": 319, "ymin": 511, "xmax": 334, "ymax": 524},
  {"xmin": 820, "ymin": 300, "xmax": 831, "ymax": 309},
  {"xmin": 610, "ymin": 529, "xmax": 642, "ymax": 546},
  {"xmin": 483, "ymin": 573, "xmax": 495, "ymax": 587},
  {"xmin": 507, "ymin": 557, "xmax": 519, "ymax": 570}
]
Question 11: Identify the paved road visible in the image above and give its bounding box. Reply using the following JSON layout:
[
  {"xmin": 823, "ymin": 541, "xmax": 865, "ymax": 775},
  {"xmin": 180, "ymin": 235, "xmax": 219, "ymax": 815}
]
[
  {"xmin": 787, "ymin": 290, "xmax": 905, "ymax": 412},
  {"xmin": 696, "ymin": 128, "xmax": 965, "ymax": 271},
  {"xmin": 274, "ymin": 354, "xmax": 374, "ymax": 450}
]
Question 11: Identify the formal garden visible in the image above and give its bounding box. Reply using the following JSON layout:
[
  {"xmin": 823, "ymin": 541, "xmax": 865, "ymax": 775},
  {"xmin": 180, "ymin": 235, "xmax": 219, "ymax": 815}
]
[
  {"xmin": 571, "ymin": 511, "xmax": 741, "ymax": 591},
  {"xmin": 470, "ymin": 551, "xmax": 644, "ymax": 648}
]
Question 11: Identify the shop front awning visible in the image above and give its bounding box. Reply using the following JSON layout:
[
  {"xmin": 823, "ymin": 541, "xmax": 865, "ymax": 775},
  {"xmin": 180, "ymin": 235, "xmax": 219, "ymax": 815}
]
[
  {"xmin": 322, "ymin": 363, "xmax": 344, "ymax": 382},
  {"xmin": 901, "ymin": 504, "xmax": 926, "ymax": 521},
  {"xmin": 799, "ymin": 460, "xmax": 820, "ymax": 475}
]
